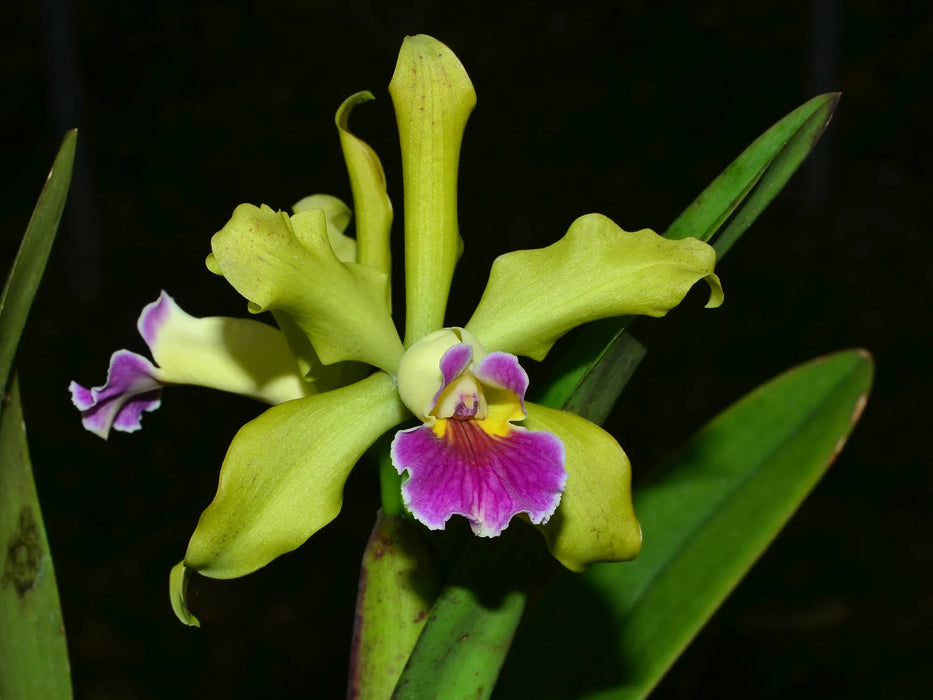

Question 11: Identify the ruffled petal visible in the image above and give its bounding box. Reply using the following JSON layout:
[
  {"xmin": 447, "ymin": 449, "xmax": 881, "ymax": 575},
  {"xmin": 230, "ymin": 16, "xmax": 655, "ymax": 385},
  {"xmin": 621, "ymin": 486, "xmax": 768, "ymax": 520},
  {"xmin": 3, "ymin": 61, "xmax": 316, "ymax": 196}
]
[
  {"xmin": 466, "ymin": 213, "xmax": 723, "ymax": 361},
  {"xmin": 391, "ymin": 419, "xmax": 566, "ymax": 537},
  {"xmin": 211, "ymin": 204, "xmax": 403, "ymax": 373},
  {"xmin": 390, "ymin": 35, "xmax": 476, "ymax": 345},
  {"xmin": 69, "ymin": 350, "xmax": 163, "ymax": 439},
  {"xmin": 524, "ymin": 403, "xmax": 642, "ymax": 571},
  {"xmin": 183, "ymin": 372, "xmax": 409, "ymax": 580}
]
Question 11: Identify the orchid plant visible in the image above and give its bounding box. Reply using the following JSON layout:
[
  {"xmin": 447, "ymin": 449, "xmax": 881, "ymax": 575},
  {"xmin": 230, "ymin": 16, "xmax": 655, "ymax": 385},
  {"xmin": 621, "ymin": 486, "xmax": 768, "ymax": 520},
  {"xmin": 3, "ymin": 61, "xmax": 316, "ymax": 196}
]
[
  {"xmin": 1, "ymin": 33, "xmax": 871, "ymax": 700},
  {"xmin": 71, "ymin": 34, "xmax": 721, "ymax": 600}
]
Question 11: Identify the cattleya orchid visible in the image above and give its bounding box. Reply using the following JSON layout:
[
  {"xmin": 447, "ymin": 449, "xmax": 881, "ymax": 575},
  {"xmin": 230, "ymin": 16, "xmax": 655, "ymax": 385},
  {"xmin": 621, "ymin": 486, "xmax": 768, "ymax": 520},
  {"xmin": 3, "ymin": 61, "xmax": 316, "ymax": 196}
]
[{"xmin": 71, "ymin": 35, "xmax": 722, "ymax": 625}]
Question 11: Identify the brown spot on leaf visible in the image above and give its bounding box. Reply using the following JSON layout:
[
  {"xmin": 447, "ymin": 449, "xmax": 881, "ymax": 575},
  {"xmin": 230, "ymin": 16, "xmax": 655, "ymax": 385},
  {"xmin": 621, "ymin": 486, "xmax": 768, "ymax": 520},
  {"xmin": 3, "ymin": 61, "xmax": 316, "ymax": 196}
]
[{"xmin": 2, "ymin": 507, "xmax": 43, "ymax": 597}]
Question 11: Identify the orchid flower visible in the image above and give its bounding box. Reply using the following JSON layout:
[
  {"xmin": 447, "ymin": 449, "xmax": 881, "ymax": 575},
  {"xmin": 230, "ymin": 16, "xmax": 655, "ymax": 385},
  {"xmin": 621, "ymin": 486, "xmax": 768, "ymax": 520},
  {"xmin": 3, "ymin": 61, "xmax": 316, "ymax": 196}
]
[
  {"xmin": 69, "ymin": 194, "xmax": 359, "ymax": 438},
  {"xmin": 71, "ymin": 36, "xmax": 723, "ymax": 626}
]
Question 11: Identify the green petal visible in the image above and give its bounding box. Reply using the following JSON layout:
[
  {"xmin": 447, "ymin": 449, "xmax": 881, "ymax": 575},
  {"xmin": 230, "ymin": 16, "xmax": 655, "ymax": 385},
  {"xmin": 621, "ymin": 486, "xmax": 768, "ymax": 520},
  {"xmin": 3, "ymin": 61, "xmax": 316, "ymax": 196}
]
[
  {"xmin": 389, "ymin": 35, "xmax": 476, "ymax": 345},
  {"xmin": 183, "ymin": 372, "xmax": 409, "ymax": 580},
  {"xmin": 211, "ymin": 203, "xmax": 404, "ymax": 373},
  {"xmin": 292, "ymin": 193, "xmax": 357, "ymax": 263},
  {"xmin": 466, "ymin": 214, "xmax": 723, "ymax": 361},
  {"xmin": 524, "ymin": 403, "xmax": 642, "ymax": 572},
  {"xmin": 336, "ymin": 92, "xmax": 393, "ymax": 300}
]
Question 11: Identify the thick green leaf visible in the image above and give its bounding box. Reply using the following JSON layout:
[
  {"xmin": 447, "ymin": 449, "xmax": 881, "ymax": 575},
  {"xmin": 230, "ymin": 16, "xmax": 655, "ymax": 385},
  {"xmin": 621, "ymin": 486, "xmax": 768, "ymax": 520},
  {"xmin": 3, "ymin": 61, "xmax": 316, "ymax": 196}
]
[
  {"xmin": 536, "ymin": 95, "xmax": 839, "ymax": 418},
  {"xmin": 498, "ymin": 349, "xmax": 872, "ymax": 699},
  {"xmin": 0, "ymin": 377, "xmax": 73, "ymax": 699},
  {"xmin": 391, "ymin": 525, "xmax": 546, "ymax": 700},
  {"xmin": 0, "ymin": 131, "xmax": 75, "ymax": 699},
  {"xmin": 0, "ymin": 130, "xmax": 77, "ymax": 402},
  {"xmin": 664, "ymin": 93, "xmax": 839, "ymax": 255},
  {"xmin": 533, "ymin": 320, "xmax": 645, "ymax": 423}
]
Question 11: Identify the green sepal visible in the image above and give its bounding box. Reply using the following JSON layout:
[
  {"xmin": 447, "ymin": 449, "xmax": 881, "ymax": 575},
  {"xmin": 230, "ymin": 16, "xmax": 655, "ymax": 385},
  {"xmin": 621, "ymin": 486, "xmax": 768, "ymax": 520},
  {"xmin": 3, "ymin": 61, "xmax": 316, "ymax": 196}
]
[
  {"xmin": 292, "ymin": 193, "xmax": 357, "ymax": 263},
  {"xmin": 211, "ymin": 203, "xmax": 404, "ymax": 373},
  {"xmin": 466, "ymin": 214, "xmax": 722, "ymax": 361},
  {"xmin": 390, "ymin": 35, "xmax": 475, "ymax": 345},
  {"xmin": 524, "ymin": 403, "xmax": 642, "ymax": 572},
  {"xmin": 168, "ymin": 561, "xmax": 199, "ymax": 628},
  {"xmin": 348, "ymin": 511, "xmax": 442, "ymax": 699},
  {"xmin": 337, "ymin": 92, "xmax": 394, "ymax": 301},
  {"xmin": 181, "ymin": 372, "xmax": 409, "ymax": 587}
]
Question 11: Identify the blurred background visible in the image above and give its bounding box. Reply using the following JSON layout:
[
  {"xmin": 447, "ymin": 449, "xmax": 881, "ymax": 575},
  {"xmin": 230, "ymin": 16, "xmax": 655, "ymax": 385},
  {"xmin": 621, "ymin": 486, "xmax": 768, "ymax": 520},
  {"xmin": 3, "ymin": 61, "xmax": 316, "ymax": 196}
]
[{"xmin": 2, "ymin": 1, "xmax": 930, "ymax": 697}]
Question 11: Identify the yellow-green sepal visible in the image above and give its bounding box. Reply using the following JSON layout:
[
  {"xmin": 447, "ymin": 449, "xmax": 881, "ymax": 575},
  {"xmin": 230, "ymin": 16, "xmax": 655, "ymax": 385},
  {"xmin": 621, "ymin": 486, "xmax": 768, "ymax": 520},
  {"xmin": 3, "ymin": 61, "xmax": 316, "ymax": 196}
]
[
  {"xmin": 389, "ymin": 35, "xmax": 476, "ymax": 345},
  {"xmin": 169, "ymin": 561, "xmax": 199, "ymax": 627},
  {"xmin": 524, "ymin": 403, "xmax": 642, "ymax": 571},
  {"xmin": 211, "ymin": 203, "xmax": 404, "ymax": 373},
  {"xmin": 182, "ymin": 372, "xmax": 409, "ymax": 582},
  {"xmin": 292, "ymin": 193, "xmax": 357, "ymax": 263},
  {"xmin": 336, "ymin": 92, "xmax": 393, "ymax": 301},
  {"xmin": 466, "ymin": 214, "xmax": 723, "ymax": 361}
]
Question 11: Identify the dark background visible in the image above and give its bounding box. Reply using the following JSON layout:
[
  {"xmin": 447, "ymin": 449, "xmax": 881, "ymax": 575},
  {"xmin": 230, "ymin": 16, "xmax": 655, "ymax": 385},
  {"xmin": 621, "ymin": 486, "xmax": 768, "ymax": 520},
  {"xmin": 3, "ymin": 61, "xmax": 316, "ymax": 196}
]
[{"xmin": 2, "ymin": 1, "xmax": 930, "ymax": 698}]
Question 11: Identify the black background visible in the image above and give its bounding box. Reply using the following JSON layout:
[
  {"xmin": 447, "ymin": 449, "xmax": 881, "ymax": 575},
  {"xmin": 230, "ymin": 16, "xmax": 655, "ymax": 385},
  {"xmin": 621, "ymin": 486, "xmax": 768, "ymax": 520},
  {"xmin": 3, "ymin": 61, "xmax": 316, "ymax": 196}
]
[{"xmin": 2, "ymin": 1, "xmax": 930, "ymax": 697}]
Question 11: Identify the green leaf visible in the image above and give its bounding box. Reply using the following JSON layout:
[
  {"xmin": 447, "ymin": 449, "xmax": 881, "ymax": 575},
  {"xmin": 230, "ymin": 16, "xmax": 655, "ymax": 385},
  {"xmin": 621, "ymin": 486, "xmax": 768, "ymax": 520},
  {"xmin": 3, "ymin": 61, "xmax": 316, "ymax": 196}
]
[
  {"xmin": 349, "ymin": 512, "xmax": 442, "ymax": 700},
  {"xmin": 391, "ymin": 525, "xmax": 546, "ymax": 700},
  {"xmin": 534, "ymin": 94, "xmax": 840, "ymax": 437},
  {"xmin": 664, "ymin": 93, "xmax": 840, "ymax": 255},
  {"xmin": 533, "ymin": 320, "xmax": 645, "ymax": 423},
  {"xmin": 1, "ymin": 377, "xmax": 73, "ymax": 699},
  {"xmin": 0, "ymin": 130, "xmax": 77, "ymax": 401},
  {"xmin": 499, "ymin": 349, "xmax": 872, "ymax": 700},
  {"xmin": 0, "ymin": 131, "xmax": 75, "ymax": 699}
]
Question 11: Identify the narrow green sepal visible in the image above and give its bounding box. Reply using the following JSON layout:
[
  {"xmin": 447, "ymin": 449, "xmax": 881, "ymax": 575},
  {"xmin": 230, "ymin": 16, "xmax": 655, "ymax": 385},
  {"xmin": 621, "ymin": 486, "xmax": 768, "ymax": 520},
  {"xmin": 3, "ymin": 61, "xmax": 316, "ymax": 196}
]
[
  {"xmin": 211, "ymin": 203, "xmax": 404, "ymax": 374},
  {"xmin": 390, "ymin": 35, "xmax": 476, "ymax": 345},
  {"xmin": 337, "ymin": 92, "xmax": 394, "ymax": 302},
  {"xmin": 466, "ymin": 214, "xmax": 722, "ymax": 361},
  {"xmin": 183, "ymin": 372, "xmax": 409, "ymax": 581},
  {"xmin": 168, "ymin": 561, "xmax": 200, "ymax": 627}
]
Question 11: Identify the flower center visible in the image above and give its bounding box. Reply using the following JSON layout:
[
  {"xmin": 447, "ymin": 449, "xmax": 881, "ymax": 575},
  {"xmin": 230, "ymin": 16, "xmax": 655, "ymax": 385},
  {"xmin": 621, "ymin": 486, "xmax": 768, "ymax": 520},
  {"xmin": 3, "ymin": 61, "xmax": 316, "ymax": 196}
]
[{"xmin": 432, "ymin": 373, "xmax": 488, "ymax": 422}]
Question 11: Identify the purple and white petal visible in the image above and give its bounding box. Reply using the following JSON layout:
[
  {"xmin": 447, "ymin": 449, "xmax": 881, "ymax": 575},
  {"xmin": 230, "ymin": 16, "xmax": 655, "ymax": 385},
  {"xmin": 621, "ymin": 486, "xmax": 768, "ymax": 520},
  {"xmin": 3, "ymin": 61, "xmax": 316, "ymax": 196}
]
[
  {"xmin": 472, "ymin": 351, "xmax": 529, "ymax": 406},
  {"xmin": 391, "ymin": 420, "xmax": 566, "ymax": 536},
  {"xmin": 69, "ymin": 350, "xmax": 164, "ymax": 439}
]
